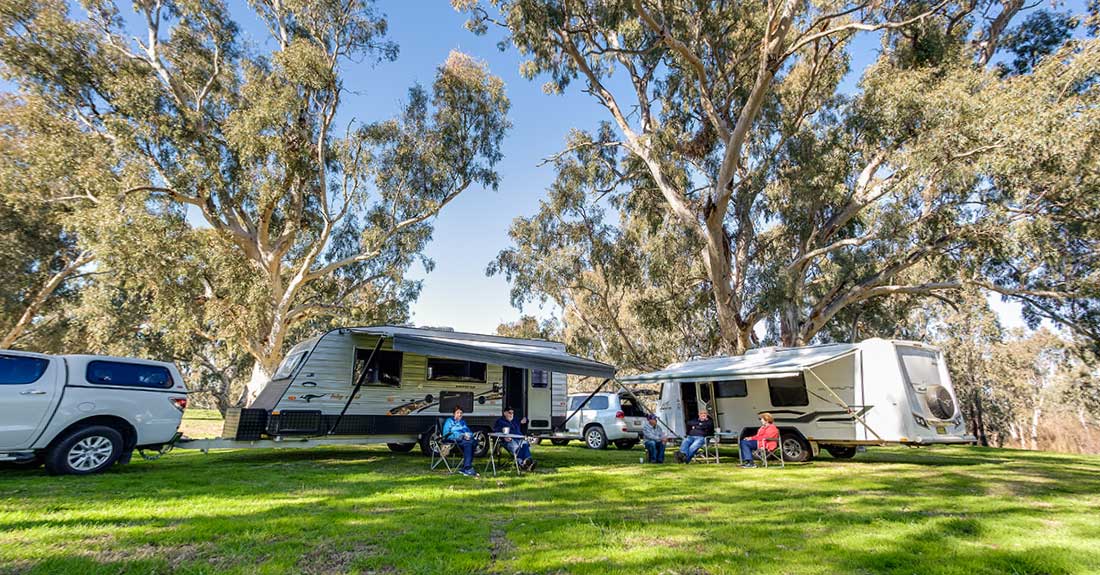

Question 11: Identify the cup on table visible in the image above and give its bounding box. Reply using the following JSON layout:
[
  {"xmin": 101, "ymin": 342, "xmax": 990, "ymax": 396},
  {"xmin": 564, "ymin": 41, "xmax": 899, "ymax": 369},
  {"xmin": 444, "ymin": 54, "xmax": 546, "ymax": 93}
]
[{"xmin": 503, "ymin": 427, "xmax": 510, "ymax": 435}]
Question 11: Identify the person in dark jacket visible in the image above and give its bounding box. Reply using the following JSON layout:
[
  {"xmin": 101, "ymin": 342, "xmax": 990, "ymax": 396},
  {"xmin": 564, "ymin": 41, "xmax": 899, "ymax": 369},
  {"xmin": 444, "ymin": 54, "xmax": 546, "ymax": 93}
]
[
  {"xmin": 676, "ymin": 409, "xmax": 715, "ymax": 463},
  {"xmin": 493, "ymin": 406, "xmax": 535, "ymax": 471}
]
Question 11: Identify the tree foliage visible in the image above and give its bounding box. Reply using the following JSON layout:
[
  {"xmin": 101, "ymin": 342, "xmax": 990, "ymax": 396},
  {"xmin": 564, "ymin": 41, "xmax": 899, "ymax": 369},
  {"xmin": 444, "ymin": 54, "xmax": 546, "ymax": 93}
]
[
  {"xmin": 0, "ymin": 0, "xmax": 510, "ymax": 409},
  {"xmin": 464, "ymin": 0, "xmax": 1100, "ymax": 368}
]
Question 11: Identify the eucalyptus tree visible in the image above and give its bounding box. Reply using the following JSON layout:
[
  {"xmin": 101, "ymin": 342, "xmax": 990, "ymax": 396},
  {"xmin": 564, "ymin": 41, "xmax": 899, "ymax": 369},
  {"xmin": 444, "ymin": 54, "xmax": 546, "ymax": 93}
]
[
  {"xmin": 464, "ymin": 0, "xmax": 1098, "ymax": 356},
  {"xmin": 1, "ymin": 0, "xmax": 510, "ymax": 403}
]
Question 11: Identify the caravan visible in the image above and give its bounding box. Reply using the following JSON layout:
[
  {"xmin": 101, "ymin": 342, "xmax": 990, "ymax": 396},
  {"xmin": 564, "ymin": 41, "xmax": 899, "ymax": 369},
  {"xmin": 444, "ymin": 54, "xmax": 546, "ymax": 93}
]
[
  {"xmin": 183, "ymin": 326, "xmax": 615, "ymax": 456},
  {"xmin": 620, "ymin": 338, "xmax": 975, "ymax": 462}
]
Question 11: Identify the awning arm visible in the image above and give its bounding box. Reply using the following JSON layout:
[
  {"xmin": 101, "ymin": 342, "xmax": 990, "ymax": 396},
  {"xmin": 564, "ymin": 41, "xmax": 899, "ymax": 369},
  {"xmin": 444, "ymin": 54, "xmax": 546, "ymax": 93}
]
[
  {"xmin": 555, "ymin": 378, "xmax": 611, "ymax": 432},
  {"xmin": 804, "ymin": 366, "xmax": 885, "ymax": 444},
  {"xmin": 615, "ymin": 380, "xmax": 681, "ymax": 438},
  {"xmin": 327, "ymin": 336, "xmax": 384, "ymax": 435}
]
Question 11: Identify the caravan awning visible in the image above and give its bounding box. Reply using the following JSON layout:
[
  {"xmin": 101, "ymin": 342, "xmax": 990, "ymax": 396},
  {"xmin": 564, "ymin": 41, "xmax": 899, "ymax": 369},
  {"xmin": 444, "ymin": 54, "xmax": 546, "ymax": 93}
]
[
  {"xmin": 347, "ymin": 327, "xmax": 615, "ymax": 378},
  {"xmin": 619, "ymin": 343, "xmax": 858, "ymax": 383}
]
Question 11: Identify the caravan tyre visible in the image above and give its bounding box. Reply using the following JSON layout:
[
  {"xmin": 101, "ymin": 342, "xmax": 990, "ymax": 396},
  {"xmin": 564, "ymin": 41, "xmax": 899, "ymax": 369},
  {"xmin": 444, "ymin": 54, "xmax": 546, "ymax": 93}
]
[
  {"xmin": 613, "ymin": 439, "xmax": 637, "ymax": 450},
  {"xmin": 584, "ymin": 426, "xmax": 608, "ymax": 449},
  {"xmin": 387, "ymin": 442, "xmax": 416, "ymax": 453},
  {"xmin": 550, "ymin": 439, "xmax": 571, "ymax": 446},
  {"xmin": 825, "ymin": 445, "xmax": 857, "ymax": 459},
  {"xmin": 780, "ymin": 434, "xmax": 812, "ymax": 463},
  {"xmin": 472, "ymin": 430, "xmax": 490, "ymax": 458}
]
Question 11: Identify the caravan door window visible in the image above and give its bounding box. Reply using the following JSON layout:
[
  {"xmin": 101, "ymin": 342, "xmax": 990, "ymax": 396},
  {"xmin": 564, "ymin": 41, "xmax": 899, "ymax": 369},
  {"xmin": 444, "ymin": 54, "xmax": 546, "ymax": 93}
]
[
  {"xmin": 767, "ymin": 375, "xmax": 809, "ymax": 407},
  {"xmin": 353, "ymin": 349, "xmax": 403, "ymax": 387},
  {"xmin": 531, "ymin": 370, "xmax": 550, "ymax": 388},
  {"xmin": 427, "ymin": 358, "xmax": 487, "ymax": 382}
]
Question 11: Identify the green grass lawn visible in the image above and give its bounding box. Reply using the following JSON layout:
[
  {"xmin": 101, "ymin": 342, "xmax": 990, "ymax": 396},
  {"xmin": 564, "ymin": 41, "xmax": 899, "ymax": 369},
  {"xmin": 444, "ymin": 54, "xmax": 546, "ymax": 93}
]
[{"xmin": 2, "ymin": 411, "xmax": 1098, "ymax": 575}]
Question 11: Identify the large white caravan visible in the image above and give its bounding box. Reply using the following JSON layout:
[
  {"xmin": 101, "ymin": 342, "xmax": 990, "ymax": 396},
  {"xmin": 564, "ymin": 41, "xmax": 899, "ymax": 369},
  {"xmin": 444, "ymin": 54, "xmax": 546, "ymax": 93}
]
[
  {"xmin": 620, "ymin": 338, "xmax": 975, "ymax": 462},
  {"xmin": 187, "ymin": 326, "xmax": 615, "ymax": 456}
]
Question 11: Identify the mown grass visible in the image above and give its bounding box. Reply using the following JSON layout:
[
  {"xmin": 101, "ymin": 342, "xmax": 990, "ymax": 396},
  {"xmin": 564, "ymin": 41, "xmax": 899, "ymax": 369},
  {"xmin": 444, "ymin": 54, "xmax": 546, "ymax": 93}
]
[{"xmin": 1, "ymin": 410, "xmax": 1098, "ymax": 575}]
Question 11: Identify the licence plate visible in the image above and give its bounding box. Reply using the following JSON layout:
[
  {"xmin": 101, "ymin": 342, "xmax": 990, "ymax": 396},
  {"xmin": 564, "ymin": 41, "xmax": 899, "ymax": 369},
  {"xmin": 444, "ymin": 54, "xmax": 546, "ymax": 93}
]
[{"xmin": 936, "ymin": 425, "xmax": 947, "ymax": 434}]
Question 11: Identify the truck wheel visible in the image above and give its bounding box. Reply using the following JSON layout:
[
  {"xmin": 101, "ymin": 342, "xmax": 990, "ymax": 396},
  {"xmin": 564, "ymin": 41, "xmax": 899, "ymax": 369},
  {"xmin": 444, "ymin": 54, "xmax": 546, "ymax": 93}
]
[
  {"xmin": 387, "ymin": 442, "xmax": 416, "ymax": 453},
  {"xmin": 584, "ymin": 426, "xmax": 607, "ymax": 450},
  {"xmin": 613, "ymin": 439, "xmax": 637, "ymax": 450},
  {"xmin": 825, "ymin": 445, "xmax": 857, "ymax": 459},
  {"xmin": 780, "ymin": 433, "xmax": 813, "ymax": 463},
  {"xmin": 550, "ymin": 439, "xmax": 571, "ymax": 446},
  {"xmin": 45, "ymin": 426, "xmax": 124, "ymax": 475}
]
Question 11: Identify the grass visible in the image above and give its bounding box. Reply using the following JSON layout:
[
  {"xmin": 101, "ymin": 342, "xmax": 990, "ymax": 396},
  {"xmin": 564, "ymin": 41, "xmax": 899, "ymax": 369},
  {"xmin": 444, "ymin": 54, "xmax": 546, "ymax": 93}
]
[{"xmin": 1, "ymin": 411, "xmax": 1098, "ymax": 575}]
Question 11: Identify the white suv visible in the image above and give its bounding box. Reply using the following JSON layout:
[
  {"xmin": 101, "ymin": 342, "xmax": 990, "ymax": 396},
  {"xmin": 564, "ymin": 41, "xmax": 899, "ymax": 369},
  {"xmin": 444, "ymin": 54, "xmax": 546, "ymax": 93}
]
[
  {"xmin": 551, "ymin": 392, "xmax": 648, "ymax": 449},
  {"xmin": 0, "ymin": 351, "xmax": 187, "ymax": 475}
]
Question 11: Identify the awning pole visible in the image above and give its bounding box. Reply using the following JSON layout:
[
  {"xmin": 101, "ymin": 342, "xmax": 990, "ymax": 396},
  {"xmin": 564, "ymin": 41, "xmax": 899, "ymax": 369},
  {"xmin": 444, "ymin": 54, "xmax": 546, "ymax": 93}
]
[
  {"xmin": 805, "ymin": 367, "xmax": 885, "ymax": 444},
  {"xmin": 556, "ymin": 378, "xmax": 611, "ymax": 431},
  {"xmin": 327, "ymin": 336, "xmax": 385, "ymax": 435},
  {"xmin": 615, "ymin": 380, "xmax": 682, "ymax": 439}
]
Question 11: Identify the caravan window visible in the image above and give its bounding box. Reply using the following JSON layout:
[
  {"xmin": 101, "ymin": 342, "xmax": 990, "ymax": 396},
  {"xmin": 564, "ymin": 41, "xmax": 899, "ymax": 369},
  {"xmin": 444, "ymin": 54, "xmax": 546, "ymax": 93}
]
[
  {"xmin": 714, "ymin": 380, "xmax": 748, "ymax": 398},
  {"xmin": 531, "ymin": 370, "xmax": 550, "ymax": 388},
  {"xmin": 273, "ymin": 350, "xmax": 308, "ymax": 380},
  {"xmin": 353, "ymin": 349, "xmax": 403, "ymax": 387},
  {"xmin": 767, "ymin": 375, "xmax": 809, "ymax": 407},
  {"xmin": 427, "ymin": 358, "xmax": 486, "ymax": 382}
]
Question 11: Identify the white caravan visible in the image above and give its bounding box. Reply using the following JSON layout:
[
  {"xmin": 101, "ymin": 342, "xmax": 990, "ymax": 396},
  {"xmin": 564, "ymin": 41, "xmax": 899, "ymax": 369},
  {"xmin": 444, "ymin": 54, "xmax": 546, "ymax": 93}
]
[
  {"xmin": 619, "ymin": 338, "xmax": 975, "ymax": 462},
  {"xmin": 182, "ymin": 326, "xmax": 615, "ymax": 456}
]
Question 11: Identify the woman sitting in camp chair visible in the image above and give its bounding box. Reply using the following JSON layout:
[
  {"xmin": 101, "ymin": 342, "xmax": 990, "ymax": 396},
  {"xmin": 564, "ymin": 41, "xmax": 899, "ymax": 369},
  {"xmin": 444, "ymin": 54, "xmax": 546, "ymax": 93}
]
[
  {"xmin": 443, "ymin": 406, "xmax": 479, "ymax": 477},
  {"xmin": 739, "ymin": 412, "xmax": 780, "ymax": 468}
]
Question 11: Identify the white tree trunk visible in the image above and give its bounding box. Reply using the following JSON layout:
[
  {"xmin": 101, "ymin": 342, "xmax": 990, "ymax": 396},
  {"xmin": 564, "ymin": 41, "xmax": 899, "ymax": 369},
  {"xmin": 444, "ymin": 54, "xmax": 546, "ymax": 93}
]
[{"xmin": 244, "ymin": 361, "xmax": 274, "ymax": 407}]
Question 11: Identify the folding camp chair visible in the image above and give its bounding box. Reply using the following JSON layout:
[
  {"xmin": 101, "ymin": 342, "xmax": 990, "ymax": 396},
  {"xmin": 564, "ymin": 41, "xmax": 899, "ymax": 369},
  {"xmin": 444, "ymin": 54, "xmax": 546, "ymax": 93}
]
[
  {"xmin": 429, "ymin": 418, "xmax": 457, "ymax": 473},
  {"xmin": 692, "ymin": 436, "xmax": 721, "ymax": 464},
  {"xmin": 752, "ymin": 438, "xmax": 785, "ymax": 468}
]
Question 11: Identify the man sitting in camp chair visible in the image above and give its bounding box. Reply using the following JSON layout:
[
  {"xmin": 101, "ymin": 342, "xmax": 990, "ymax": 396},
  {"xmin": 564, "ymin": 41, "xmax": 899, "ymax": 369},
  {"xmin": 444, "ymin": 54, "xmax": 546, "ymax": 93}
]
[
  {"xmin": 493, "ymin": 406, "xmax": 536, "ymax": 471},
  {"xmin": 675, "ymin": 409, "xmax": 714, "ymax": 464},
  {"xmin": 443, "ymin": 406, "xmax": 479, "ymax": 477},
  {"xmin": 739, "ymin": 412, "xmax": 781, "ymax": 468}
]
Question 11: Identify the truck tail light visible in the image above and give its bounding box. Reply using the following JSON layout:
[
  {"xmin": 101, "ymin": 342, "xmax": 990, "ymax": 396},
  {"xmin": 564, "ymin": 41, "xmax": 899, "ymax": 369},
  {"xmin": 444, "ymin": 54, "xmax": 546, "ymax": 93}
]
[
  {"xmin": 170, "ymin": 397, "xmax": 188, "ymax": 412},
  {"xmin": 615, "ymin": 410, "xmax": 625, "ymax": 419}
]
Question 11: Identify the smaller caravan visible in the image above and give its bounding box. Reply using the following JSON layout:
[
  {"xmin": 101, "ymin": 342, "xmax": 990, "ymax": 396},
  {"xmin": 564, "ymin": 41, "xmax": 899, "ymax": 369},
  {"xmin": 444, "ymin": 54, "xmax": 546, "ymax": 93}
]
[
  {"xmin": 620, "ymin": 338, "xmax": 975, "ymax": 462},
  {"xmin": 185, "ymin": 326, "xmax": 615, "ymax": 456}
]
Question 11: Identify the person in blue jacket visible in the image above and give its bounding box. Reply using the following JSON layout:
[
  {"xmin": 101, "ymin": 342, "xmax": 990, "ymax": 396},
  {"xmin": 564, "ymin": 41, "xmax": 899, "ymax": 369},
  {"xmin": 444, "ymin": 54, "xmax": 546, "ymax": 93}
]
[
  {"xmin": 493, "ymin": 406, "xmax": 536, "ymax": 471},
  {"xmin": 442, "ymin": 406, "xmax": 478, "ymax": 477}
]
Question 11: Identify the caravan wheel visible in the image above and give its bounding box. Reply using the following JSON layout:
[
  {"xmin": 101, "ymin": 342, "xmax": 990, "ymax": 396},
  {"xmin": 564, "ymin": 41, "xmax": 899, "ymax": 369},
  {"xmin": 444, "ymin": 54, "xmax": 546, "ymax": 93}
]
[
  {"xmin": 387, "ymin": 442, "xmax": 416, "ymax": 453},
  {"xmin": 781, "ymin": 434, "xmax": 812, "ymax": 463},
  {"xmin": 472, "ymin": 430, "xmax": 490, "ymax": 458},
  {"xmin": 824, "ymin": 445, "xmax": 857, "ymax": 459}
]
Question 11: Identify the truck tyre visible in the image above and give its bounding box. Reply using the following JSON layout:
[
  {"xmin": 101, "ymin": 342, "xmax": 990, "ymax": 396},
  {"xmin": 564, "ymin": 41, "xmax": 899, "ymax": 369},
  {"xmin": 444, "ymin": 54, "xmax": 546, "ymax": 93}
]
[
  {"xmin": 780, "ymin": 433, "xmax": 813, "ymax": 463},
  {"xmin": 584, "ymin": 426, "xmax": 608, "ymax": 450},
  {"xmin": 613, "ymin": 439, "xmax": 637, "ymax": 450},
  {"xmin": 550, "ymin": 439, "xmax": 571, "ymax": 446},
  {"xmin": 387, "ymin": 442, "xmax": 416, "ymax": 453},
  {"xmin": 45, "ymin": 426, "xmax": 124, "ymax": 475},
  {"xmin": 825, "ymin": 445, "xmax": 857, "ymax": 459}
]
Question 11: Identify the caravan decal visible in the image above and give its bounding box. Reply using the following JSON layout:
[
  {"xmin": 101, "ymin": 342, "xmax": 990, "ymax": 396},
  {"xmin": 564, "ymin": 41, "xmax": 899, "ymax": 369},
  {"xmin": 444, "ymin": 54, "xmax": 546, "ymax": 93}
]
[{"xmin": 772, "ymin": 406, "xmax": 873, "ymax": 424}]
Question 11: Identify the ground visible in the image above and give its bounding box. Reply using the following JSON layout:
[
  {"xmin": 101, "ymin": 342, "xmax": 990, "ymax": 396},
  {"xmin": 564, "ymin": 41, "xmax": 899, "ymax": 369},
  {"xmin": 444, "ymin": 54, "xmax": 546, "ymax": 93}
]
[{"xmin": 0, "ymin": 410, "xmax": 1097, "ymax": 575}]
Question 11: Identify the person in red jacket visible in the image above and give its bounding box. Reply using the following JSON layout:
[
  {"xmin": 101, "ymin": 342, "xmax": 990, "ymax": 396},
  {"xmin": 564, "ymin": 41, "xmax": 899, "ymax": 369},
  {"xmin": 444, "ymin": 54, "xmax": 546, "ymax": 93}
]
[{"xmin": 739, "ymin": 412, "xmax": 780, "ymax": 468}]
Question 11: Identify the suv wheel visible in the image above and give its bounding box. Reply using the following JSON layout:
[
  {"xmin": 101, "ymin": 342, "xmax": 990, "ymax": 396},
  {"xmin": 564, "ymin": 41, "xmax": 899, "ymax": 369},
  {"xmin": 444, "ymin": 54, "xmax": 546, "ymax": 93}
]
[
  {"xmin": 613, "ymin": 439, "xmax": 637, "ymax": 450},
  {"xmin": 780, "ymin": 433, "xmax": 812, "ymax": 463},
  {"xmin": 825, "ymin": 445, "xmax": 857, "ymax": 459},
  {"xmin": 45, "ymin": 426, "xmax": 124, "ymax": 475},
  {"xmin": 584, "ymin": 426, "xmax": 607, "ymax": 450}
]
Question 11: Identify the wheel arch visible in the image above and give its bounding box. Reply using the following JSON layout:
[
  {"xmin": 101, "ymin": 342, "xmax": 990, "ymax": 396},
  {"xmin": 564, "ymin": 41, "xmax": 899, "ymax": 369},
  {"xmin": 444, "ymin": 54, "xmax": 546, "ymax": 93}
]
[{"xmin": 45, "ymin": 415, "xmax": 138, "ymax": 453}]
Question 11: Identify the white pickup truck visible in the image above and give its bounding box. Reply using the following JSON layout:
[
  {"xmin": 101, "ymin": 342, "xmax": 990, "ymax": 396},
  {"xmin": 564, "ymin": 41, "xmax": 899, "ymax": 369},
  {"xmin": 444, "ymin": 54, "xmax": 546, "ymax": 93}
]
[{"xmin": 0, "ymin": 351, "xmax": 187, "ymax": 475}]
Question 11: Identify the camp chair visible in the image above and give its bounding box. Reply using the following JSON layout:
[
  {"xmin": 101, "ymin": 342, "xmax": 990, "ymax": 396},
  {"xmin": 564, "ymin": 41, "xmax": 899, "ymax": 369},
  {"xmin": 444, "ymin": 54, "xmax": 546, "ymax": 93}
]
[
  {"xmin": 752, "ymin": 437, "xmax": 785, "ymax": 468},
  {"xmin": 694, "ymin": 436, "xmax": 721, "ymax": 464},
  {"xmin": 429, "ymin": 418, "xmax": 457, "ymax": 473}
]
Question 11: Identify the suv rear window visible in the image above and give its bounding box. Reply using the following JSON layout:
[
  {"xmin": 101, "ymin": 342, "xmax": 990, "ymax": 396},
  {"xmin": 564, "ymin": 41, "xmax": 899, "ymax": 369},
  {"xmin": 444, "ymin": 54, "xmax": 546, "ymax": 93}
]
[
  {"xmin": 86, "ymin": 361, "xmax": 173, "ymax": 389},
  {"xmin": 569, "ymin": 395, "xmax": 609, "ymax": 411},
  {"xmin": 0, "ymin": 354, "xmax": 49, "ymax": 385}
]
